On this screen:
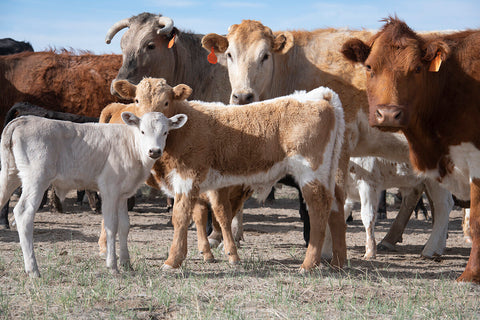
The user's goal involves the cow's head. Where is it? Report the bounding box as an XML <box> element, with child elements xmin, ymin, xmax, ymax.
<box><xmin>114</xmin><ymin>77</ymin><xmax>192</xmax><ymax>117</ymax></box>
<box><xmin>202</xmin><ymin>20</ymin><xmax>294</xmax><ymax>104</ymax></box>
<box><xmin>106</xmin><ymin>13</ymin><xmax>178</xmax><ymax>97</ymax></box>
<box><xmin>341</xmin><ymin>16</ymin><xmax>450</xmax><ymax>131</ymax></box>
<box><xmin>122</xmin><ymin>111</ymin><xmax>187</xmax><ymax>159</ymax></box>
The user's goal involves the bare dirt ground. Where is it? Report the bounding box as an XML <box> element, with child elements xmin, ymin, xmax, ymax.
<box><xmin>0</xmin><ymin>186</ymin><xmax>478</xmax><ymax>319</ymax></box>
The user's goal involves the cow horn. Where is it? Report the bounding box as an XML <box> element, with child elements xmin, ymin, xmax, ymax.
<box><xmin>105</xmin><ymin>18</ymin><xmax>131</xmax><ymax>44</ymax></box>
<box><xmin>157</xmin><ymin>16</ymin><xmax>174</xmax><ymax>35</ymax></box>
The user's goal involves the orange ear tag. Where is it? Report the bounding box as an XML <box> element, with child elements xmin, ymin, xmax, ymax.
<box><xmin>168</xmin><ymin>34</ymin><xmax>176</xmax><ymax>49</ymax></box>
<box><xmin>207</xmin><ymin>46</ymin><xmax>217</xmax><ymax>64</ymax></box>
<box><xmin>429</xmin><ymin>51</ymin><xmax>442</xmax><ymax>72</ymax></box>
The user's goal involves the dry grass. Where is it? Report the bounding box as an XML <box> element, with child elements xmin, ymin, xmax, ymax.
<box><xmin>0</xmin><ymin>187</ymin><xmax>478</xmax><ymax>319</ymax></box>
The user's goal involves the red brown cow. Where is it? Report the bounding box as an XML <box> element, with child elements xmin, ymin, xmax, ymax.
<box><xmin>342</xmin><ymin>16</ymin><xmax>480</xmax><ymax>283</ymax></box>
<box><xmin>0</xmin><ymin>50</ymin><xmax>128</xmax><ymax>127</ymax></box>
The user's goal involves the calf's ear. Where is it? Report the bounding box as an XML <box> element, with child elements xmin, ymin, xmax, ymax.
<box><xmin>273</xmin><ymin>32</ymin><xmax>294</xmax><ymax>54</ymax></box>
<box><xmin>341</xmin><ymin>38</ymin><xmax>370</xmax><ymax>63</ymax></box>
<box><xmin>172</xmin><ymin>84</ymin><xmax>193</xmax><ymax>100</ymax></box>
<box><xmin>114</xmin><ymin>80</ymin><xmax>137</xmax><ymax>99</ymax></box>
<box><xmin>169</xmin><ymin>114</ymin><xmax>188</xmax><ymax>130</ymax></box>
<box><xmin>202</xmin><ymin>34</ymin><xmax>229</xmax><ymax>53</ymax></box>
<box><xmin>121</xmin><ymin>111</ymin><xmax>140</xmax><ymax>127</ymax></box>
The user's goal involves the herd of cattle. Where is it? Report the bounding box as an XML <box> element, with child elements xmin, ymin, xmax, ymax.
<box><xmin>0</xmin><ymin>13</ymin><xmax>478</xmax><ymax>284</ymax></box>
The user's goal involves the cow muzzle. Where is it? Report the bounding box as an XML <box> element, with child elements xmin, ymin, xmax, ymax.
<box><xmin>148</xmin><ymin>148</ymin><xmax>162</xmax><ymax>159</ymax></box>
<box><xmin>231</xmin><ymin>92</ymin><xmax>256</xmax><ymax>105</ymax></box>
<box><xmin>370</xmin><ymin>104</ymin><xmax>409</xmax><ymax>129</ymax></box>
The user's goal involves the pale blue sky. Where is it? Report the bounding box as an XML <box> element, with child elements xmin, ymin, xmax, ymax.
<box><xmin>1</xmin><ymin>0</ymin><xmax>479</xmax><ymax>54</ymax></box>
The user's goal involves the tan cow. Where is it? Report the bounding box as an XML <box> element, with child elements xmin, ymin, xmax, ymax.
<box><xmin>202</xmin><ymin>20</ymin><xmax>454</xmax><ymax>260</ymax></box>
<box><xmin>114</xmin><ymin>77</ymin><xmax>345</xmax><ymax>271</ymax></box>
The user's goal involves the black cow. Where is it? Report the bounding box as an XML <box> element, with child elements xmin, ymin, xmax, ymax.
<box><xmin>0</xmin><ymin>38</ymin><xmax>33</xmax><ymax>55</ymax></box>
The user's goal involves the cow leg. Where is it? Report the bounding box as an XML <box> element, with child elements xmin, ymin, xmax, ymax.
<box><xmin>0</xmin><ymin>201</ymin><xmax>10</xmax><ymax>229</ymax></box>
<box><xmin>117</xmin><ymin>198</ymin><xmax>131</xmax><ymax>270</ymax></box>
<box><xmin>457</xmin><ymin>179</ymin><xmax>480</xmax><ymax>283</ymax></box>
<box><xmin>192</xmin><ymin>198</ymin><xmax>215</xmax><ymax>262</ymax></box>
<box><xmin>463</xmin><ymin>209</ymin><xmax>472</xmax><ymax>243</ymax></box>
<box><xmin>208</xmin><ymin>210</ymin><xmax>223</xmax><ymax>248</ymax></box>
<box><xmin>86</xmin><ymin>190</ymin><xmax>101</xmax><ymax>213</ymax></box>
<box><xmin>13</xmin><ymin>183</ymin><xmax>48</xmax><ymax>277</ymax></box>
<box><xmin>101</xmin><ymin>197</ymin><xmax>119</xmax><ymax>273</ymax></box>
<box><xmin>378</xmin><ymin>184</ymin><xmax>424</xmax><ymax>251</ymax></box>
<box><xmin>207</xmin><ymin>188</ymin><xmax>239</xmax><ymax>265</ymax></box>
<box><xmin>163</xmin><ymin>191</ymin><xmax>197</xmax><ymax>269</ymax></box>
<box><xmin>421</xmin><ymin>180</ymin><xmax>453</xmax><ymax>258</ymax></box>
<box><xmin>228</xmin><ymin>185</ymin><xmax>253</xmax><ymax>245</ymax></box>
<box><xmin>358</xmin><ymin>181</ymin><xmax>379</xmax><ymax>259</ymax></box>
<box><xmin>300</xmin><ymin>181</ymin><xmax>333</xmax><ymax>271</ymax></box>
<box><xmin>98</xmin><ymin>219</ymin><xmax>107</xmax><ymax>256</ymax></box>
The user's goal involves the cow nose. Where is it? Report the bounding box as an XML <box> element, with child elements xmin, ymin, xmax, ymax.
<box><xmin>148</xmin><ymin>148</ymin><xmax>162</xmax><ymax>159</ymax></box>
<box><xmin>231</xmin><ymin>92</ymin><xmax>255</xmax><ymax>105</ymax></box>
<box><xmin>374</xmin><ymin>105</ymin><xmax>405</xmax><ymax>127</ymax></box>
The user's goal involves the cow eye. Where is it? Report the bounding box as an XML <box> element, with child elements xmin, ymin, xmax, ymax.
<box><xmin>141</xmin><ymin>130</ymin><xmax>145</xmax><ymax>135</ymax></box>
<box><xmin>261</xmin><ymin>53</ymin><xmax>269</xmax><ymax>62</ymax></box>
<box><xmin>226</xmin><ymin>52</ymin><xmax>232</xmax><ymax>60</ymax></box>
<box><xmin>135</xmin><ymin>99</ymin><xmax>139</xmax><ymax>104</ymax></box>
<box><xmin>147</xmin><ymin>43</ymin><xmax>155</xmax><ymax>50</ymax></box>
<box><xmin>163</xmin><ymin>132</ymin><xmax>167</xmax><ymax>136</ymax></box>
<box><xmin>366</xmin><ymin>65</ymin><xmax>372</xmax><ymax>72</ymax></box>
<box><xmin>415</xmin><ymin>66</ymin><xmax>421</xmax><ymax>73</ymax></box>
<box><xmin>165</xmin><ymin>101</ymin><xmax>169</xmax><ymax>106</ymax></box>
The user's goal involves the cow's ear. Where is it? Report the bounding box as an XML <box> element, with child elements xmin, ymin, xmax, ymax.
<box><xmin>172</xmin><ymin>84</ymin><xmax>192</xmax><ymax>100</ymax></box>
<box><xmin>273</xmin><ymin>32</ymin><xmax>294</xmax><ymax>54</ymax></box>
<box><xmin>422</xmin><ymin>39</ymin><xmax>450</xmax><ymax>72</ymax></box>
<box><xmin>202</xmin><ymin>34</ymin><xmax>229</xmax><ymax>53</ymax></box>
<box><xmin>114</xmin><ymin>80</ymin><xmax>137</xmax><ymax>99</ymax></box>
<box><xmin>169</xmin><ymin>114</ymin><xmax>188</xmax><ymax>130</ymax></box>
<box><xmin>341</xmin><ymin>38</ymin><xmax>371</xmax><ymax>63</ymax></box>
<box><xmin>121</xmin><ymin>111</ymin><xmax>140</xmax><ymax>127</ymax></box>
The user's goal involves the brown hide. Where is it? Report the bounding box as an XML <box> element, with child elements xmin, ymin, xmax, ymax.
<box><xmin>342</xmin><ymin>16</ymin><xmax>480</xmax><ymax>284</ymax></box>
<box><xmin>0</xmin><ymin>51</ymin><xmax>128</xmax><ymax>127</ymax></box>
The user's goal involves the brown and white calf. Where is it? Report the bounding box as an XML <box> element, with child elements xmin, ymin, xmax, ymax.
<box><xmin>114</xmin><ymin>77</ymin><xmax>345</xmax><ymax>271</ymax></box>
<box><xmin>0</xmin><ymin>112</ymin><xmax>187</xmax><ymax>276</ymax></box>
<box><xmin>341</xmin><ymin>16</ymin><xmax>479</xmax><ymax>283</ymax></box>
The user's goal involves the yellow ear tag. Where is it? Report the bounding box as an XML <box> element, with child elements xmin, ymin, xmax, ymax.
<box><xmin>168</xmin><ymin>34</ymin><xmax>176</xmax><ymax>49</ymax></box>
<box><xmin>429</xmin><ymin>51</ymin><xmax>442</xmax><ymax>72</ymax></box>
<box><xmin>207</xmin><ymin>46</ymin><xmax>217</xmax><ymax>64</ymax></box>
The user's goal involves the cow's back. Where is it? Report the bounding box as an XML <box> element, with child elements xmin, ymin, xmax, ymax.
<box><xmin>0</xmin><ymin>51</ymin><xmax>127</xmax><ymax>127</ymax></box>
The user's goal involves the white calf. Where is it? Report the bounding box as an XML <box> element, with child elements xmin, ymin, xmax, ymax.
<box><xmin>345</xmin><ymin>157</ymin><xmax>453</xmax><ymax>259</ymax></box>
<box><xmin>0</xmin><ymin>112</ymin><xmax>187</xmax><ymax>277</ymax></box>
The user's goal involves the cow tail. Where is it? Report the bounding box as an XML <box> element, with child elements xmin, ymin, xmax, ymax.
<box><xmin>327</xmin><ymin>89</ymin><xmax>346</xmax><ymax>194</ymax></box>
<box><xmin>0</xmin><ymin>118</ymin><xmax>23</xmax><ymax>209</ymax></box>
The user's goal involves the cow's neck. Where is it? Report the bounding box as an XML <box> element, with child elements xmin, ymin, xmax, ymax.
<box><xmin>174</xmin><ymin>32</ymin><xmax>230</xmax><ymax>103</ymax></box>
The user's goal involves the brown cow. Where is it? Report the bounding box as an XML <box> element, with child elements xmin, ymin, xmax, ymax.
<box><xmin>341</xmin><ymin>16</ymin><xmax>480</xmax><ymax>283</ymax></box>
<box><xmin>0</xmin><ymin>50</ymin><xmax>128</xmax><ymax>126</ymax></box>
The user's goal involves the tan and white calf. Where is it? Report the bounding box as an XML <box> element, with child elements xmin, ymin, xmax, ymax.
<box><xmin>115</xmin><ymin>77</ymin><xmax>345</xmax><ymax>271</ymax></box>
<box><xmin>0</xmin><ymin>112</ymin><xmax>187</xmax><ymax>276</ymax></box>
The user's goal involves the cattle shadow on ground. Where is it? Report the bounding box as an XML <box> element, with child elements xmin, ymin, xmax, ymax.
<box><xmin>0</xmin><ymin>227</ymin><xmax>98</xmax><ymax>244</ymax></box>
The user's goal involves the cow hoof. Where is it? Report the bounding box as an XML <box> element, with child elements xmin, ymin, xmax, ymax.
<box><xmin>27</xmin><ymin>270</ymin><xmax>41</xmax><ymax>278</ymax></box>
<box><xmin>377</xmin><ymin>241</ymin><xmax>395</xmax><ymax>251</ymax></box>
<box><xmin>161</xmin><ymin>263</ymin><xmax>177</xmax><ymax>272</ymax></box>
<box><xmin>464</xmin><ymin>236</ymin><xmax>472</xmax><ymax>244</ymax></box>
<box><xmin>421</xmin><ymin>253</ymin><xmax>442</xmax><ymax>262</ymax></box>
<box><xmin>363</xmin><ymin>253</ymin><xmax>376</xmax><ymax>260</ymax></box>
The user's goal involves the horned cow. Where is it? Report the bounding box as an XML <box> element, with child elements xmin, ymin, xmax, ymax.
<box><xmin>0</xmin><ymin>112</ymin><xmax>187</xmax><ymax>276</ymax></box>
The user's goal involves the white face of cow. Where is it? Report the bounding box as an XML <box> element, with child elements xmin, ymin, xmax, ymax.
<box><xmin>202</xmin><ymin>20</ymin><xmax>294</xmax><ymax>105</ymax></box>
<box><xmin>121</xmin><ymin>111</ymin><xmax>187</xmax><ymax>159</ymax></box>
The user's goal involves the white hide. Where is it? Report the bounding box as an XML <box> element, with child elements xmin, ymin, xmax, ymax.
<box><xmin>0</xmin><ymin>112</ymin><xmax>187</xmax><ymax>277</ymax></box>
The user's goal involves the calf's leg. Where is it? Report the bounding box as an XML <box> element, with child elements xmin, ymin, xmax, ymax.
<box><xmin>101</xmin><ymin>197</ymin><xmax>119</xmax><ymax>273</ymax></box>
<box><xmin>357</xmin><ymin>181</ymin><xmax>379</xmax><ymax>259</ymax></box>
<box><xmin>192</xmin><ymin>198</ymin><xmax>215</xmax><ymax>262</ymax></box>
<box><xmin>163</xmin><ymin>192</ymin><xmax>197</xmax><ymax>269</ymax></box>
<box><xmin>457</xmin><ymin>179</ymin><xmax>480</xmax><ymax>283</ymax></box>
<box><xmin>421</xmin><ymin>180</ymin><xmax>453</xmax><ymax>258</ymax></box>
<box><xmin>13</xmin><ymin>183</ymin><xmax>49</xmax><ymax>277</ymax></box>
<box><xmin>300</xmin><ymin>181</ymin><xmax>332</xmax><ymax>271</ymax></box>
<box><xmin>117</xmin><ymin>199</ymin><xmax>131</xmax><ymax>269</ymax></box>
